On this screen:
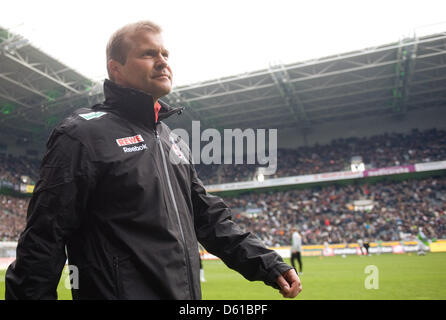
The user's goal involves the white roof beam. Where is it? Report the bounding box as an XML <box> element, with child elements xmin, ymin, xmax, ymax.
<box><xmin>2</xmin><ymin>51</ymin><xmax>81</xmax><ymax>94</ymax></box>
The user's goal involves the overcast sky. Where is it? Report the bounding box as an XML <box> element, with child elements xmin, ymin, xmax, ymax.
<box><xmin>1</xmin><ymin>0</ymin><xmax>446</xmax><ymax>86</ymax></box>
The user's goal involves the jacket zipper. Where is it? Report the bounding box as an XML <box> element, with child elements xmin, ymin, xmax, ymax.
<box><xmin>113</xmin><ymin>256</ymin><xmax>120</xmax><ymax>299</ymax></box>
<box><xmin>155</xmin><ymin>127</ymin><xmax>196</xmax><ymax>299</ymax></box>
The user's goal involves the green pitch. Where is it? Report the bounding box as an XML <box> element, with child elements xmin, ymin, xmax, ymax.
<box><xmin>1</xmin><ymin>253</ymin><xmax>446</xmax><ymax>300</ymax></box>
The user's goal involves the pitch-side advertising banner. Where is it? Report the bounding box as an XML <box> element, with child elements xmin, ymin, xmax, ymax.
<box><xmin>415</xmin><ymin>160</ymin><xmax>446</xmax><ymax>172</ymax></box>
<box><xmin>363</xmin><ymin>165</ymin><xmax>415</xmax><ymax>177</ymax></box>
<box><xmin>198</xmin><ymin>241</ymin><xmax>446</xmax><ymax>260</ymax></box>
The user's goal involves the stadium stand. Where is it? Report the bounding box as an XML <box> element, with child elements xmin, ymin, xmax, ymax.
<box><xmin>196</xmin><ymin>128</ymin><xmax>446</xmax><ymax>185</ymax></box>
<box><xmin>1</xmin><ymin>169</ymin><xmax>445</xmax><ymax>244</ymax></box>
<box><xmin>1</xmin><ymin>128</ymin><xmax>445</xmax><ymax>243</ymax></box>
<box><xmin>1</xmin><ymin>128</ymin><xmax>445</xmax><ymax>188</ymax></box>
<box><xmin>226</xmin><ymin>176</ymin><xmax>446</xmax><ymax>247</ymax></box>
<box><xmin>1</xmin><ymin>128</ymin><xmax>445</xmax><ymax>185</ymax></box>
<box><xmin>0</xmin><ymin>153</ymin><xmax>39</xmax><ymax>186</ymax></box>
<box><xmin>0</xmin><ymin>195</ymin><xmax>27</xmax><ymax>241</ymax></box>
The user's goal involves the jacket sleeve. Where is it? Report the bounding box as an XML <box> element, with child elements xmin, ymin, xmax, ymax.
<box><xmin>5</xmin><ymin>128</ymin><xmax>94</xmax><ymax>300</ymax></box>
<box><xmin>191</xmin><ymin>166</ymin><xmax>291</xmax><ymax>289</ymax></box>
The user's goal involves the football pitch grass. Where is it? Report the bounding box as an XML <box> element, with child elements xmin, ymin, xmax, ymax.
<box><xmin>1</xmin><ymin>253</ymin><xmax>445</xmax><ymax>300</ymax></box>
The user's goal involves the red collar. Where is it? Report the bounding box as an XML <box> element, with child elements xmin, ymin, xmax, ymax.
<box><xmin>154</xmin><ymin>101</ymin><xmax>161</xmax><ymax>122</ymax></box>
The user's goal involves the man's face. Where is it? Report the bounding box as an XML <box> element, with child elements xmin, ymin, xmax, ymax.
<box><xmin>113</xmin><ymin>30</ymin><xmax>172</xmax><ymax>100</ymax></box>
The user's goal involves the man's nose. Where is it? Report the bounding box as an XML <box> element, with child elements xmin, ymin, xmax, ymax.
<box><xmin>155</xmin><ymin>54</ymin><xmax>169</xmax><ymax>69</ymax></box>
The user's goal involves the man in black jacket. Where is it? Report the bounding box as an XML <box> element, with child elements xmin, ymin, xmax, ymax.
<box><xmin>5</xmin><ymin>20</ymin><xmax>301</xmax><ymax>300</ymax></box>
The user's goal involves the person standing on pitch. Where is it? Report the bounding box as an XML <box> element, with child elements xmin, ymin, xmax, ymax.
<box><xmin>363</xmin><ymin>239</ymin><xmax>370</xmax><ymax>256</ymax></box>
<box><xmin>5</xmin><ymin>20</ymin><xmax>301</xmax><ymax>300</ymax></box>
<box><xmin>376</xmin><ymin>239</ymin><xmax>383</xmax><ymax>255</ymax></box>
<box><xmin>290</xmin><ymin>228</ymin><xmax>303</xmax><ymax>275</ymax></box>
<box><xmin>416</xmin><ymin>227</ymin><xmax>429</xmax><ymax>256</ymax></box>
<box><xmin>198</xmin><ymin>243</ymin><xmax>206</xmax><ymax>282</ymax></box>
<box><xmin>358</xmin><ymin>238</ymin><xmax>365</xmax><ymax>256</ymax></box>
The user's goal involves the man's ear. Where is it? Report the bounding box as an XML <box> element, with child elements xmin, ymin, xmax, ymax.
<box><xmin>108</xmin><ymin>59</ymin><xmax>123</xmax><ymax>81</ymax></box>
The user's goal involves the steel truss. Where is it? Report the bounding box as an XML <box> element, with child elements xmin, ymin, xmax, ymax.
<box><xmin>1</xmin><ymin>27</ymin><xmax>446</xmax><ymax>141</ymax></box>
<box><xmin>166</xmin><ymin>32</ymin><xmax>446</xmax><ymax>130</ymax></box>
<box><xmin>0</xmin><ymin>26</ymin><xmax>94</xmax><ymax>139</ymax></box>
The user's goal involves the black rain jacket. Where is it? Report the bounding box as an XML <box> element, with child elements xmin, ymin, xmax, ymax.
<box><xmin>5</xmin><ymin>79</ymin><xmax>291</xmax><ymax>300</ymax></box>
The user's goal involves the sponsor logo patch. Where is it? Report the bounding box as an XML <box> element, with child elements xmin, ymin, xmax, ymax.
<box><xmin>116</xmin><ymin>134</ymin><xmax>144</xmax><ymax>147</ymax></box>
<box><xmin>123</xmin><ymin>144</ymin><xmax>148</xmax><ymax>153</ymax></box>
<box><xmin>79</xmin><ymin>111</ymin><xmax>107</xmax><ymax>120</ymax></box>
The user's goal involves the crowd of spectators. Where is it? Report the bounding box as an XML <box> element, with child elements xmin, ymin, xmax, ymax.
<box><xmin>0</xmin><ymin>195</ymin><xmax>28</xmax><ymax>241</ymax></box>
<box><xmin>225</xmin><ymin>176</ymin><xmax>446</xmax><ymax>247</ymax></box>
<box><xmin>1</xmin><ymin>128</ymin><xmax>445</xmax><ymax>187</ymax></box>
<box><xmin>196</xmin><ymin>128</ymin><xmax>446</xmax><ymax>185</ymax></box>
<box><xmin>0</xmin><ymin>153</ymin><xmax>39</xmax><ymax>186</ymax></box>
<box><xmin>1</xmin><ymin>128</ymin><xmax>445</xmax><ymax>245</ymax></box>
<box><xmin>1</xmin><ymin>176</ymin><xmax>445</xmax><ymax>245</ymax></box>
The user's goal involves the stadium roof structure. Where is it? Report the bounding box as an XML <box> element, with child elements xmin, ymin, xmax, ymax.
<box><xmin>0</xmin><ymin>25</ymin><xmax>102</xmax><ymax>140</ymax></box>
<box><xmin>1</xmin><ymin>26</ymin><xmax>446</xmax><ymax>143</ymax></box>
<box><xmin>165</xmin><ymin>30</ymin><xmax>446</xmax><ymax>132</ymax></box>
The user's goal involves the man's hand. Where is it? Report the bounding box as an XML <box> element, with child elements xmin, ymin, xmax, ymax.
<box><xmin>276</xmin><ymin>268</ymin><xmax>302</xmax><ymax>298</ymax></box>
